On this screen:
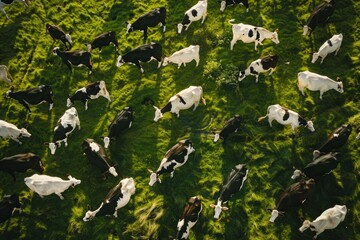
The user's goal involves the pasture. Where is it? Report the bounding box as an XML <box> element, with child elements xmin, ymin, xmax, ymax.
<box><xmin>0</xmin><ymin>0</ymin><xmax>359</xmax><ymax>239</ymax></box>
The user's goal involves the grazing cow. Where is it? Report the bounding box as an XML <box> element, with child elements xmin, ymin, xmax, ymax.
<box><xmin>5</xmin><ymin>85</ymin><xmax>54</xmax><ymax>112</ymax></box>
<box><xmin>0</xmin><ymin>194</ymin><xmax>21</xmax><ymax>223</ymax></box>
<box><xmin>229</xmin><ymin>20</ymin><xmax>279</xmax><ymax>51</ymax></box>
<box><xmin>219</xmin><ymin>0</ymin><xmax>249</xmax><ymax>13</ymax></box>
<box><xmin>258</xmin><ymin>104</ymin><xmax>315</xmax><ymax>136</ymax></box>
<box><xmin>46</xmin><ymin>107</ymin><xmax>80</xmax><ymax>155</ymax></box>
<box><xmin>210</xmin><ymin>164</ymin><xmax>248</xmax><ymax>219</ymax></box>
<box><xmin>87</xmin><ymin>31</ymin><xmax>119</xmax><ymax>54</ymax></box>
<box><xmin>82</xmin><ymin>139</ymin><xmax>118</xmax><ymax>178</ymax></box>
<box><xmin>0</xmin><ymin>65</ymin><xmax>12</xmax><ymax>84</ymax></box>
<box><xmin>0</xmin><ymin>0</ymin><xmax>27</xmax><ymax>19</ymax></box>
<box><xmin>83</xmin><ymin>177</ymin><xmax>136</xmax><ymax>221</ymax></box>
<box><xmin>303</xmin><ymin>0</ymin><xmax>334</xmax><ymax>36</ymax></box>
<box><xmin>269</xmin><ymin>178</ymin><xmax>315</xmax><ymax>222</ymax></box>
<box><xmin>148</xmin><ymin>139</ymin><xmax>195</xmax><ymax>186</ymax></box>
<box><xmin>291</xmin><ymin>152</ymin><xmax>339</xmax><ymax>180</ymax></box>
<box><xmin>53</xmin><ymin>47</ymin><xmax>93</xmax><ymax>74</ymax></box>
<box><xmin>67</xmin><ymin>81</ymin><xmax>111</xmax><ymax>110</ymax></box>
<box><xmin>175</xmin><ymin>196</ymin><xmax>202</xmax><ymax>240</ymax></box>
<box><xmin>126</xmin><ymin>7</ymin><xmax>167</xmax><ymax>40</ymax></box>
<box><xmin>116</xmin><ymin>42</ymin><xmax>162</xmax><ymax>73</ymax></box>
<box><xmin>312</xmin><ymin>34</ymin><xmax>343</xmax><ymax>64</ymax></box>
<box><xmin>313</xmin><ymin>124</ymin><xmax>352</xmax><ymax>159</ymax></box>
<box><xmin>0</xmin><ymin>153</ymin><xmax>44</xmax><ymax>181</ymax></box>
<box><xmin>162</xmin><ymin>45</ymin><xmax>200</xmax><ymax>69</ymax></box>
<box><xmin>153</xmin><ymin>86</ymin><xmax>206</xmax><ymax>122</ymax></box>
<box><xmin>214</xmin><ymin>115</ymin><xmax>241</xmax><ymax>142</ymax></box>
<box><xmin>238</xmin><ymin>55</ymin><xmax>279</xmax><ymax>82</ymax></box>
<box><xmin>299</xmin><ymin>205</ymin><xmax>347</xmax><ymax>239</ymax></box>
<box><xmin>103</xmin><ymin>107</ymin><xmax>134</xmax><ymax>149</ymax></box>
<box><xmin>356</xmin><ymin>126</ymin><xmax>360</xmax><ymax>140</ymax></box>
<box><xmin>46</xmin><ymin>23</ymin><xmax>72</xmax><ymax>49</ymax></box>
<box><xmin>0</xmin><ymin>120</ymin><xmax>31</xmax><ymax>144</ymax></box>
<box><xmin>177</xmin><ymin>0</ymin><xmax>208</xmax><ymax>34</ymax></box>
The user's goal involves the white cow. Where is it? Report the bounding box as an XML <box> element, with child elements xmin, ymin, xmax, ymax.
<box><xmin>0</xmin><ymin>0</ymin><xmax>28</xmax><ymax>19</ymax></box>
<box><xmin>312</xmin><ymin>34</ymin><xmax>343</xmax><ymax>64</ymax></box>
<box><xmin>0</xmin><ymin>65</ymin><xmax>12</xmax><ymax>84</ymax></box>
<box><xmin>0</xmin><ymin>120</ymin><xmax>31</xmax><ymax>144</ymax></box>
<box><xmin>162</xmin><ymin>45</ymin><xmax>200</xmax><ymax>69</ymax></box>
<box><xmin>299</xmin><ymin>205</ymin><xmax>347</xmax><ymax>239</ymax></box>
<box><xmin>298</xmin><ymin>71</ymin><xmax>344</xmax><ymax>100</ymax></box>
<box><xmin>153</xmin><ymin>86</ymin><xmax>206</xmax><ymax>122</ymax></box>
<box><xmin>24</xmin><ymin>174</ymin><xmax>81</xmax><ymax>200</ymax></box>
<box><xmin>229</xmin><ymin>20</ymin><xmax>279</xmax><ymax>51</ymax></box>
<box><xmin>177</xmin><ymin>0</ymin><xmax>207</xmax><ymax>34</ymax></box>
<box><xmin>258</xmin><ymin>104</ymin><xmax>315</xmax><ymax>135</ymax></box>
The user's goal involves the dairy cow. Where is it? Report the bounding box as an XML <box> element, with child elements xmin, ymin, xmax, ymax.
<box><xmin>0</xmin><ymin>0</ymin><xmax>27</xmax><ymax>19</ymax></box>
<box><xmin>177</xmin><ymin>0</ymin><xmax>208</xmax><ymax>34</ymax></box>
<box><xmin>303</xmin><ymin>0</ymin><xmax>334</xmax><ymax>36</ymax></box>
<box><xmin>162</xmin><ymin>45</ymin><xmax>200</xmax><ymax>69</ymax></box>
<box><xmin>214</xmin><ymin>115</ymin><xmax>241</xmax><ymax>142</ymax></box>
<box><xmin>0</xmin><ymin>194</ymin><xmax>21</xmax><ymax>223</ymax></box>
<box><xmin>175</xmin><ymin>196</ymin><xmax>202</xmax><ymax>240</ymax></box>
<box><xmin>219</xmin><ymin>0</ymin><xmax>249</xmax><ymax>12</ymax></box>
<box><xmin>0</xmin><ymin>65</ymin><xmax>12</xmax><ymax>84</ymax></box>
<box><xmin>53</xmin><ymin>47</ymin><xmax>93</xmax><ymax>74</ymax></box>
<box><xmin>46</xmin><ymin>23</ymin><xmax>72</xmax><ymax>49</ymax></box>
<box><xmin>87</xmin><ymin>31</ymin><xmax>118</xmax><ymax>54</ymax></box>
<box><xmin>238</xmin><ymin>55</ymin><xmax>278</xmax><ymax>82</ymax></box>
<box><xmin>0</xmin><ymin>120</ymin><xmax>31</xmax><ymax>144</ymax></box>
<box><xmin>312</xmin><ymin>34</ymin><xmax>343</xmax><ymax>64</ymax></box>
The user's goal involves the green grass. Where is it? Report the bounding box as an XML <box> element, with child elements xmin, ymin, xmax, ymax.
<box><xmin>0</xmin><ymin>0</ymin><xmax>359</xmax><ymax>239</ymax></box>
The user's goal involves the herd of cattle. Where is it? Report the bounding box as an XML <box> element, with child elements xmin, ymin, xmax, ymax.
<box><xmin>0</xmin><ymin>0</ymin><xmax>359</xmax><ymax>239</ymax></box>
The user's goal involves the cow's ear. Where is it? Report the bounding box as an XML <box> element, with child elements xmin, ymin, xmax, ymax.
<box><xmin>68</xmin><ymin>31</ymin><xmax>72</xmax><ymax>35</ymax></box>
<box><xmin>267</xmin><ymin>208</ymin><xmax>273</xmax><ymax>212</ymax></box>
<box><xmin>44</xmin><ymin>142</ymin><xmax>49</xmax><ymax>146</ymax></box>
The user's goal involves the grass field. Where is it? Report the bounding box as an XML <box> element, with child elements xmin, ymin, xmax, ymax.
<box><xmin>0</xmin><ymin>0</ymin><xmax>359</xmax><ymax>239</ymax></box>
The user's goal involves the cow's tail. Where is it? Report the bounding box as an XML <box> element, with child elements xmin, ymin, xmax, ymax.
<box><xmin>201</xmin><ymin>90</ymin><xmax>206</xmax><ymax>105</ymax></box>
<box><xmin>228</xmin><ymin>19</ymin><xmax>236</xmax><ymax>25</ymax></box>
<box><xmin>258</xmin><ymin>106</ymin><xmax>270</xmax><ymax>122</ymax></box>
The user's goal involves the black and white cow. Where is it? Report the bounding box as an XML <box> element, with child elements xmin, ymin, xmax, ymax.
<box><xmin>103</xmin><ymin>107</ymin><xmax>134</xmax><ymax>148</ymax></box>
<box><xmin>148</xmin><ymin>139</ymin><xmax>195</xmax><ymax>186</ymax></box>
<box><xmin>116</xmin><ymin>42</ymin><xmax>162</xmax><ymax>73</ymax></box>
<box><xmin>210</xmin><ymin>164</ymin><xmax>248</xmax><ymax>219</ymax></box>
<box><xmin>67</xmin><ymin>81</ymin><xmax>111</xmax><ymax>110</ymax></box>
<box><xmin>53</xmin><ymin>47</ymin><xmax>93</xmax><ymax>74</ymax></box>
<box><xmin>87</xmin><ymin>31</ymin><xmax>119</xmax><ymax>54</ymax></box>
<box><xmin>0</xmin><ymin>0</ymin><xmax>27</xmax><ymax>19</ymax></box>
<box><xmin>238</xmin><ymin>55</ymin><xmax>279</xmax><ymax>82</ymax></box>
<box><xmin>303</xmin><ymin>0</ymin><xmax>335</xmax><ymax>36</ymax></box>
<box><xmin>46</xmin><ymin>23</ymin><xmax>72</xmax><ymax>49</ymax></box>
<box><xmin>175</xmin><ymin>196</ymin><xmax>202</xmax><ymax>240</ymax></box>
<box><xmin>83</xmin><ymin>177</ymin><xmax>135</xmax><ymax>221</ymax></box>
<box><xmin>214</xmin><ymin>115</ymin><xmax>241</xmax><ymax>142</ymax></box>
<box><xmin>219</xmin><ymin>0</ymin><xmax>249</xmax><ymax>13</ymax></box>
<box><xmin>0</xmin><ymin>65</ymin><xmax>12</xmax><ymax>84</ymax></box>
<box><xmin>5</xmin><ymin>85</ymin><xmax>54</xmax><ymax>113</ymax></box>
<box><xmin>0</xmin><ymin>194</ymin><xmax>21</xmax><ymax>223</ymax></box>
<box><xmin>269</xmin><ymin>178</ymin><xmax>315</xmax><ymax>222</ymax></box>
<box><xmin>177</xmin><ymin>0</ymin><xmax>208</xmax><ymax>34</ymax></box>
<box><xmin>0</xmin><ymin>153</ymin><xmax>44</xmax><ymax>181</ymax></box>
<box><xmin>82</xmin><ymin>139</ymin><xmax>118</xmax><ymax>179</ymax></box>
<box><xmin>126</xmin><ymin>7</ymin><xmax>166</xmax><ymax>40</ymax></box>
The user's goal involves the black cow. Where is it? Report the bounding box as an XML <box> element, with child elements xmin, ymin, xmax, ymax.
<box><xmin>0</xmin><ymin>194</ymin><xmax>21</xmax><ymax>223</ymax></box>
<box><xmin>5</xmin><ymin>85</ymin><xmax>54</xmax><ymax>113</ymax></box>
<box><xmin>126</xmin><ymin>7</ymin><xmax>166</xmax><ymax>40</ymax></box>
<box><xmin>87</xmin><ymin>31</ymin><xmax>119</xmax><ymax>54</ymax></box>
<box><xmin>269</xmin><ymin>178</ymin><xmax>315</xmax><ymax>222</ymax></box>
<box><xmin>53</xmin><ymin>47</ymin><xmax>93</xmax><ymax>74</ymax></box>
<box><xmin>103</xmin><ymin>107</ymin><xmax>134</xmax><ymax>148</ymax></box>
<box><xmin>239</xmin><ymin>55</ymin><xmax>279</xmax><ymax>82</ymax></box>
<box><xmin>214</xmin><ymin>115</ymin><xmax>241</xmax><ymax>142</ymax></box>
<box><xmin>116</xmin><ymin>42</ymin><xmax>162</xmax><ymax>73</ymax></box>
<box><xmin>82</xmin><ymin>139</ymin><xmax>118</xmax><ymax>179</ymax></box>
<box><xmin>175</xmin><ymin>196</ymin><xmax>202</xmax><ymax>240</ymax></box>
<box><xmin>303</xmin><ymin>0</ymin><xmax>334</xmax><ymax>36</ymax></box>
<box><xmin>0</xmin><ymin>153</ymin><xmax>44</xmax><ymax>181</ymax></box>
<box><xmin>219</xmin><ymin>0</ymin><xmax>249</xmax><ymax>12</ymax></box>
<box><xmin>210</xmin><ymin>164</ymin><xmax>248</xmax><ymax>219</ymax></box>
<box><xmin>46</xmin><ymin>23</ymin><xmax>72</xmax><ymax>49</ymax></box>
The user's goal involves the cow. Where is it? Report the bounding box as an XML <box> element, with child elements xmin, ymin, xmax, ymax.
<box><xmin>82</xmin><ymin>139</ymin><xmax>118</xmax><ymax>179</ymax></box>
<box><xmin>0</xmin><ymin>153</ymin><xmax>44</xmax><ymax>181</ymax></box>
<box><xmin>214</xmin><ymin>115</ymin><xmax>241</xmax><ymax>142</ymax></box>
<box><xmin>83</xmin><ymin>177</ymin><xmax>135</xmax><ymax>221</ymax></box>
<box><xmin>258</xmin><ymin>104</ymin><xmax>315</xmax><ymax>136</ymax></box>
<box><xmin>299</xmin><ymin>205</ymin><xmax>347</xmax><ymax>239</ymax></box>
<box><xmin>46</xmin><ymin>23</ymin><xmax>72</xmax><ymax>49</ymax></box>
<box><xmin>0</xmin><ymin>65</ymin><xmax>12</xmax><ymax>84</ymax></box>
<box><xmin>238</xmin><ymin>55</ymin><xmax>279</xmax><ymax>82</ymax></box>
<box><xmin>0</xmin><ymin>120</ymin><xmax>31</xmax><ymax>144</ymax></box>
<box><xmin>0</xmin><ymin>0</ymin><xmax>27</xmax><ymax>19</ymax></box>
<box><xmin>46</xmin><ymin>107</ymin><xmax>80</xmax><ymax>155</ymax></box>
<box><xmin>219</xmin><ymin>0</ymin><xmax>249</xmax><ymax>13</ymax></box>
<box><xmin>210</xmin><ymin>164</ymin><xmax>248</xmax><ymax>219</ymax></box>
<box><xmin>87</xmin><ymin>31</ymin><xmax>119</xmax><ymax>54</ymax></box>
<box><xmin>313</xmin><ymin>124</ymin><xmax>352</xmax><ymax>159</ymax></box>
<box><xmin>53</xmin><ymin>47</ymin><xmax>93</xmax><ymax>74</ymax></box>
<box><xmin>303</xmin><ymin>0</ymin><xmax>334</xmax><ymax>36</ymax></box>
<box><xmin>312</xmin><ymin>34</ymin><xmax>343</xmax><ymax>64</ymax></box>
<box><xmin>177</xmin><ymin>0</ymin><xmax>208</xmax><ymax>34</ymax></box>
<box><xmin>356</xmin><ymin>126</ymin><xmax>360</xmax><ymax>140</ymax></box>
<box><xmin>0</xmin><ymin>194</ymin><xmax>21</xmax><ymax>224</ymax></box>
<box><xmin>5</xmin><ymin>85</ymin><xmax>54</xmax><ymax>113</ymax></box>
<box><xmin>291</xmin><ymin>152</ymin><xmax>339</xmax><ymax>180</ymax></box>
<box><xmin>126</xmin><ymin>7</ymin><xmax>166</xmax><ymax>41</ymax></box>
<box><xmin>298</xmin><ymin>71</ymin><xmax>343</xmax><ymax>100</ymax></box>
<box><xmin>175</xmin><ymin>196</ymin><xmax>202</xmax><ymax>240</ymax></box>
<box><xmin>67</xmin><ymin>81</ymin><xmax>111</xmax><ymax>110</ymax></box>
<box><xmin>269</xmin><ymin>178</ymin><xmax>315</xmax><ymax>222</ymax></box>
<box><xmin>116</xmin><ymin>42</ymin><xmax>162</xmax><ymax>73</ymax></box>
<box><xmin>148</xmin><ymin>139</ymin><xmax>195</xmax><ymax>186</ymax></box>
<box><xmin>153</xmin><ymin>86</ymin><xmax>206</xmax><ymax>122</ymax></box>
<box><xmin>103</xmin><ymin>107</ymin><xmax>134</xmax><ymax>149</ymax></box>
<box><xmin>229</xmin><ymin>20</ymin><xmax>279</xmax><ymax>51</ymax></box>
<box><xmin>162</xmin><ymin>45</ymin><xmax>200</xmax><ymax>69</ymax></box>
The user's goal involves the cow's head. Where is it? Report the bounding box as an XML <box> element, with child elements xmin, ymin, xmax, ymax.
<box><xmin>68</xmin><ymin>175</ymin><xmax>81</xmax><ymax>187</ymax></box>
<box><xmin>99</xmin><ymin>80</ymin><xmax>111</xmax><ymax>102</ymax></box>
<box><xmin>238</xmin><ymin>70</ymin><xmax>246</xmax><ymax>82</ymax></box>
<box><xmin>52</xmin><ymin>47</ymin><xmax>61</xmax><ymax>56</ymax></box>
<box><xmin>220</xmin><ymin>1</ymin><xmax>226</xmax><ymax>12</ymax></box>
<box><xmin>299</xmin><ymin>219</ymin><xmax>312</xmax><ymax>232</ymax></box>
<box><xmin>269</xmin><ymin>209</ymin><xmax>284</xmax><ymax>222</ymax></box>
<box><xmin>126</xmin><ymin>22</ymin><xmax>133</xmax><ymax>34</ymax></box>
<box><xmin>210</xmin><ymin>200</ymin><xmax>228</xmax><ymax>219</ymax></box>
<box><xmin>271</xmin><ymin>30</ymin><xmax>280</xmax><ymax>44</ymax></box>
<box><xmin>83</xmin><ymin>204</ymin><xmax>101</xmax><ymax>222</ymax></box>
<box><xmin>153</xmin><ymin>106</ymin><xmax>163</xmax><ymax>122</ymax></box>
<box><xmin>66</xmin><ymin>95</ymin><xmax>73</xmax><ymax>107</ymax></box>
<box><xmin>87</xmin><ymin>44</ymin><xmax>92</xmax><ymax>52</ymax></box>
<box><xmin>336</xmin><ymin>80</ymin><xmax>344</xmax><ymax>93</ymax></box>
<box><xmin>19</xmin><ymin>128</ymin><xmax>31</xmax><ymax>138</ymax></box>
<box><xmin>65</xmin><ymin>34</ymin><xmax>72</xmax><ymax>45</ymax></box>
<box><xmin>148</xmin><ymin>169</ymin><xmax>161</xmax><ymax>186</ymax></box>
<box><xmin>177</xmin><ymin>23</ymin><xmax>184</xmax><ymax>34</ymax></box>
<box><xmin>104</xmin><ymin>137</ymin><xmax>110</xmax><ymax>148</ymax></box>
<box><xmin>108</xmin><ymin>166</ymin><xmax>118</xmax><ymax>177</ymax></box>
<box><xmin>303</xmin><ymin>25</ymin><xmax>310</xmax><ymax>36</ymax></box>
<box><xmin>116</xmin><ymin>56</ymin><xmax>125</xmax><ymax>67</ymax></box>
<box><xmin>47</xmin><ymin>141</ymin><xmax>61</xmax><ymax>155</ymax></box>
<box><xmin>121</xmin><ymin>177</ymin><xmax>136</xmax><ymax>195</ymax></box>
<box><xmin>162</xmin><ymin>57</ymin><xmax>170</xmax><ymax>66</ymax></box>
<box><xmin>311</xmin><ymin>52</ymin><xmax>320</xmax><ymax>63</ymax></box>
<box><xmin>306</xmin><ymin>120</ymin><xmax>315</xmax><ymax>132</ymax></box>
<box><xmin>291</xmin><ymin>169</ymin><xmax>303</xmax><ymax>179</ymax></box>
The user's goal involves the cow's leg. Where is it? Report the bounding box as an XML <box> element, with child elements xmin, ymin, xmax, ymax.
<box><xmin>319</xmin><ymin>90</ymin><xmax>324</xmax><ymax>100</ymax></box>
<box><xmin>134</xmin><ymin>61</ymin><xmax>144</xmax><ymax>73</ymax></box>
<box><xmin>64</xmin><ymin>138</ymin><xmax>68</xmax><ymax>147</ymax></box>
<box><xmin>254</xmin><ymin>41</ymin><xmax>259</xmax><ymax>51</ymax></box>
<box><xmin>170</xmin><ymin>171</ymin><xmax>174</xmax><ymax>178</ymax></box>
<box><xmin>269</xmin><ymin>68</ymin><xmax>274</xmax><ymax>75</ymax></box>
<box><xmin>230</xmin><ymin>38</ymin><xmax>237</xmax><ymax>51</ymax></box>
<box><xmin>56</xmin><ymin>192</ymin><xmax>64</xmax><ymax>200</ymax></box>
<box><xmin>11</xmin><ymin>137</ymin><xmax>22</xmax><ymax>144</ymax></box>
<box><xmin>113</xmin><ymin>211</ymin><xmax>118</xmax><ymax>218</ymax></box>
<box><xmin>178</xmin><ymin>63</ymin><xmax>182</xmax><ymax>69</ymax></box>
<box><xmin>268</xmin><ymin>117</ymin><xmax>274</xmax><ymax>127</ymax></box>
<box><xmin>162</xmin><ymin>21</ymin><xmax>166</xmax><ymax>32</ymax></box>
<box><xmin>193</xmin><ymin>101</ymin><xmax>200</xmax><ymax>111</ymax></box>
<box><xmin>84</xmin><ymin>100</ymin><xmax>88</xmax><ymax>110</ymax></box>
<box><xmin>335</xmin><ymin>47</ymin><xmax>340</xmax><ymax>55</ymax></box>
<box><xmin>157</xmin><ymin>60</ymin><xmax>161</xmax><ymax>68</ymax></box>
<box><xmin>63</xmin><ymin>60</ymin><xmax>73</xmax><ymax>73</ymax></box>
<box><xmin>1</xmin><ymin>8</ymin><xmax>9</xmax><ymax>19</ymax></box>
<box><xmin>143</xmin><ymin>28</ymin><xmax>148</xmax><ymax>41</ymax></box>
<box><xmin>86</xmin><ymin>61</ymin><xmax>93</xmax><ymax>75</ymax></box>
<box><xmin>195</xmin><ymin>57</ymin><xmax>200</xmax><ymax>67</ymax></box>
<box><xmin>320</xmin><ymin>55</ymin><xmax>325</xmax><ymax>64</ymax></box>
<box><xmin>255</xmin><ymin>74</ymin><xmax>259</xmax><ymax>83</ymax></box>
<box><xmin>175</xmin><ymin>110</ymin><xmax>180</xmax><ymax>118</ymax></box>
<box><xmin>201</xmin><ymin>13</ymin><xmax>207</xmax><ymax>24</ymax></box>
<box><xmin>18</xmin><ymin>99</ymin><xmax>31</xmax><ymax>113</ymax></box>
